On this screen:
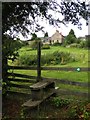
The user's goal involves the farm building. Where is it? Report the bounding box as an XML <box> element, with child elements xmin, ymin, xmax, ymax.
<box><xmin>27</xmin><ymin>30</ymin><xmax>64</xmax><ymax>45</ymax></box>
<box><xmin>43</xmin><ymin>30</ymin><xmax>64</xmax><ymax>44</ymax></box>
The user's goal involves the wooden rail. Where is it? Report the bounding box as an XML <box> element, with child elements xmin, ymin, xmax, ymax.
<box><xmin>8</xmin><ymin>66</ymin><xmax>90</xmax><ymax>71</ymax></box>
<box><xmin>8</xmin><ymin>78</ymin><xmax>36</xmax><ymax>83</ymax></box>
<box><xmin>42</xmin><ymin>77</ymin><xmax>88</xmax><ymax>87</ymax></box>
<box><xmin>8</xmin><ymin>72</ymin><xmax>37</xmax><ymax>79</ymax></box>
<box><xmin>7</xmin><ymin>65</ymin><xmax>89</xmax><ymax>97</ymax></box>
<box><xmin>41</xmin><ymin>67</ymin><xmax>90</xmax><ymax>71</ymax></box>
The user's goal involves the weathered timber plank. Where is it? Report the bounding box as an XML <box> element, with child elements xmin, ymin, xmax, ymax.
<box><xmin>41</xmin><ymin>67</ymin><xmax>90</xmax><ymax>71</ymax></box>
<box><xmin>8</xmin><ymin>82</ymin><xmax>30</xmax><ymax>89</ymax></box>
<box><xmin>8</xmin><ymin>78</ymin><xmax>36</xmax><ymax>83</ymax></box>
<box><xmin>37</xmin><ymin>41</ymin><xmax>41</xmax><ymax>82</ymax></box>
<box><xmin>42</xmin><ymin>77</ymin><xmax>88</xmax><ymax>87</ymax></box>
<box><xmin>22</xmin><ymin>99</ymin><xmax>41</xmax><ymax>107</ymax></box>
<box><xmin>8</xmin><ymin>66</ymin><xmax>37</xmax><ymax>70</ymax></box>
<box><xmin>22</xmin><ymin>89</ymin><xmax>56</xmax><ymax>107</ymax></box>
<box><xmin>30</xmin><ymin>81</ymin><xmax>55</xmax><ymax>90</ymax></box>
<box><xmin>7</xmin><ymin>91</ymin><xmax>31</xmax><ymax>96</ymax></box>
<box><xmin>57</xmin><ymin>89</ymin><xmax>88</xmax><ymax>97</ymax></box>
<box><xmin>8</xmin><ymin>73</ymin><xmax>37</xmax><ymax>79</ymax></box>
<box><xmin>8</xmin><ymin>66</ymin><xmax>90</xmax><ymax>71</ymax></box>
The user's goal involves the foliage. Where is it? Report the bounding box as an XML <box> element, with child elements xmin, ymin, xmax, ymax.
<box><xmin>64</xmin><ymin>29</ymin><xmax>77</xmax><ymax>45</ymax></box>
<box><xmin>2</xmin><ymin>35</ymin><xmax>23</xmax><ymax>94</ymax></box>
<box><xmin>52</xmin><ymin>51</ymin><xmax>75</xmax><ymax>65</ymax></box>
<box><xmin>2</xmin><ymin>1</ymin><xmax>90</xmax><ymax>90</ymax></box>
<box><xmin>17</xmin><ymin>54</ymin><xmax>37</xmax><ymax>66</ymax></box>
<box><xmin>66</xmin><ymin>43</ymin><xmax>80</xmax><ymax>48</ymax></box>
<box><xmin>31</xmin><ymin>33</ymin><xmax>38</xmax><ymax>41</ymax></box>
<box><xmin>85</xmin><ymin>39</ymin><xmax>90</xmax><ymax>48</ymax></box>
<box><xmin>16</xmin><ymin>50</ymin><xmax>75</xmax><ymax>66</ymax></box>
<box><xmin>53</xmin><ymin>42</ymin><xmax>62</xmax><ymax>46</ymax></box>
<box><xmin>51</xmin><ymin>97</ymin><xmax>70</xmax><ymax>107</ymax></box>
<box><xmin>42</xmin><ymin>44</ymin><xmax>50</xmax><ymax>49</ymax></box>
<box><xmin>30</xmin><ymin>33</ymin><xmax>42</xmax><ymax>49</ymax></box>
<box><xmin>30</xmin><ymin>40</ymin><xmax>43</xmax><ymax>50</ymax></box>
<box><xmin>44</xmin><ymin>32</ymin><xmax>48</xmax><ymax>38</ymax></box>
<box><xmin>30</xmin><ymin>40</ymin><xmax>39</xmax><ymax>50</ymax></box>
<box><xmin>67</xmin><ymin>104</ymin><xmax>90</xmax><ymax>120</ymax></box>
<box><xmin>76</xmin><ymin>38</ymin><xmax>81</xmax><ymax>44</ymax></box>
<box><xmin>2</xmin><ymin>2</ymin><xmax>90</xmax><ymax>36</ymax></box>
<box><xmin>22</xmin><ymin>41</ymin><xmax>29</xmax><ymax>46</ymax></box>
<box><xmin>2</xmin><ymin>35</ymin><xmax>23</xmax><ymax>60</ymax></box>
<box><xmin>79</xmin><ymin>41</ymin><xmax>87</xmax><ymax>48</ymax></box>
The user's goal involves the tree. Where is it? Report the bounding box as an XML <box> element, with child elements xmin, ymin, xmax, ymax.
<box><xmin>64</xmin><ymin>29</ymin><xmax>77</xmax><ymax>45</ymax></box>
<box><xmin>2</xmin><ymin>35</ymin><xmax>23</xmax><ymax>93</ymax></box>
<box><xmin>30</xmin><ymin>33</ymin><xmax>42</xmax><ymax>49</ymax></box>
<box><xmin>2</xmin><ymin>1</ymin><xmax>90</xmax><ymax>36</ymax></box>
<box><xmin>44</xmin><ymin>32</ymin><xmax>48</xmax><ymax>38</ymax></box>
<box><xmin>2</xmin><ymin>1</ymin><xmax>90</xmax><ymax>93</ymax></box>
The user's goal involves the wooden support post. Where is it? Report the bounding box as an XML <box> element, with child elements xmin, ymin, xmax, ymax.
<box><xmin>37</xmin><ymin>41</ymin><xmax>41</xmax><ymax>82</ymax></box>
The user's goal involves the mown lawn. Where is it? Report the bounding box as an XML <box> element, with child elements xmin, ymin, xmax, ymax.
<box><xmin>17</xmin><ymin>45</ymin><xmax>88</xmax><ymax>67</ymax></box>
<box><xmin>5</xmin><ymin>46</ymin><xmax>90</xmax><ymax>119</ymax></box>
<box><xmin>8</xmin><ymin>46</ymin><xmax>89</xmax><ymax>97</ymax></box>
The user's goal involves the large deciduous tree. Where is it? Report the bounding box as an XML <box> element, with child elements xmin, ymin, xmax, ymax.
<box><xmin>2</xmin><ymin>1</ymin><xmax>90</xmax><ymax>92</ymax></box>
<box><xmin>2</xmin><ymin>1</ymin><xmax>90</xmax><ymax>36</ymax></box>
<box><xmin>65</xmin><ymin>29</ymin><xmax>77</xmax><ymax>44</ymax></box>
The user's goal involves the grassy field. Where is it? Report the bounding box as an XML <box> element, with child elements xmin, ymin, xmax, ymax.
<box><xmin>8</xmin><ymin>45</ymin><xmax>89</xmax><ymax>98</ymax></box>
<box><xmin>3</xmin><ymin>46</ymin><xmax>90</xmax><ymax>120</ymax></box>
<box><xmin>17</xmin><ymin>45</ymin><xmax>88</xmax><ymax>67</ymax></box>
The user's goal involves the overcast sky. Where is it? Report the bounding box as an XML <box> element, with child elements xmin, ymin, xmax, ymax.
<box><xmin>18</xmin><ymin>0</ymin><xmax>89</xmax><ymax>40</ymax></box>
<box><xmin>19</xmin><ymin>17</ymin><xmax>88</xmax><ymax>41</ymax></box>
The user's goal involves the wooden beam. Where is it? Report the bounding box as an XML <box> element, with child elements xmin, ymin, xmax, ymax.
<box><xmin>8</xmin><ymin>66</ymin><xmax>37</xmax><ymax>70</ymax></box>
<box><xmin>8</xmin><ymin>78</ymin><xmax>36</xmax><ymax>83</ymax></box>
<box><xmin>42</xmin><ymin>77</ymin><xmax>88</xmax><ymax>87</ymax></box>
<box><xmin>41</xmin><ymin>67</ymin><xmax>90</xmax><ymax>71</ymax></box>
<box><xmin>37</xmin><ymin>41</ymin><xmax>41</xmax><ymax>82</ymax></box>
<box><xmin>8</xmin><ymin>73</ymin><xmax>37</xmax><ymax>79</ymax></box>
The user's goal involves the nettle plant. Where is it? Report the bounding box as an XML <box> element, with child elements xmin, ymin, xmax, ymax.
<box><xmin>51</xmin><ymin>97</ymin><xmax>70</xmax><ymax>107</ymax></box>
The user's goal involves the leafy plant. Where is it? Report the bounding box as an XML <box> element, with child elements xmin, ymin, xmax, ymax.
<box><xmin>51</xmin><ymin>97</ymin><xmax>70</xmax><ymax>108</ymax></box>
<box><xmin>42</xmin><ymin>44</ymin><xmax>50</xmax><ymax>49</ymax></box>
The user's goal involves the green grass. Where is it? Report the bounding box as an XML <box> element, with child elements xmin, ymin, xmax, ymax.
<box><xmin>17</xmin><ymin>46</ymin><xmax>88</xmax><ymax>67</ymax></box>
<box><xmin>10</xmin><ymin>69</ymin><xmax>88</xmax><ymax>94</ymax></box>
<box><xmin>8</xmin><ymin>46</ymin><xmax>89</xmax><ymax>96</ymax></box>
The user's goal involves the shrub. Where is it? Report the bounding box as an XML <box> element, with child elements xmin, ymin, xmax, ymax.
<box><xmin>30</xmin><ymin>40</ymin><xmax>43</xmax><ymax>50</ymax></box>
<box><xmin>17</xmin><ymin>54</ymin><xmax>37</xmax><ymax>66</ymax></box>
<box><xmin>68</xmin><ymin>43</ymin><xmax>80</xmax><ymax>48</ymax></box>
<box><xmin>51</xmin><ymin>97</ymin><xmax>70</xmax><ymax>107</ymax></box>
<box><xmin>41</xmin><ymin>54</ymin><xmax>54</xmax><ymax>65</ymax></box>
<box><xmin>42</xmin><ymin>44</ymin><xmax>50</xmax><ymax>49</ymax></box>
<box><xmin>53</xmin><ymin>51</ymin><xmax>75</xmax><ymax>64</ymax></box>
<box><xmin>79</xmin><ymin>41</ymin><xmax>86</xmax><ymax>48</ymax></box>
<box><xmin>53</xmin><ymin>42</ymin><xmax>62</xmax><ymax>46</ymax></box>
<box><xmin>16</xmin><ymin>51</ymin><xmax>76</xmax><ymax>66</ymax></box>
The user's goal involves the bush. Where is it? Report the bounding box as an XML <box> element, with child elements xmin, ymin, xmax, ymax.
<box><xmin>30</xmin><ymin>40</ymin><xmax>43</xmax><ymax>50</ymax></box>
<box><xmin>79</xmin><ymin>41</ymin><xmax>86</xmax><ymax>48</ymax></box>
<box><xmin>51</xmin><ymin>97</ymin><xmax>70</xmax><ymax>107</ymax></box>
<box><xmin>53</xmin><ymin>42</ymin><xmax>62</xmax><ymax>46</ymax></box>
<box><xmin>16</xmin><ymin>51</ymin><xmax>76</xmax><ymax>66</ymax></box>
<box><xmin>42</xmin><ymin>44</ymin><xmax>50</xmax><ymax>49</ymax></box>
<box><xmin>17</xmin><ymin>54</ymin><xmax>37</xmax><ymax>66</ymax></box>
<box><xmin>53</xmin><ymin>51</ymin><xmax>75</xmax><ymax>65</ymax></box>
<box><xmin>41</xmin><ymin>54</ymin><xmax>54</xmax><ymax>65</ymax></box>
<box><xmin>68</xmin><ymin>43</ymin><xmax>80</xmax><ymax>48</ymax></box>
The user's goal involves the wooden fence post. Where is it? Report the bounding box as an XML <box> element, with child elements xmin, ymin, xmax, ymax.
<box><xmin>37</xmin><ymin>41</ymin><xmax>41</xmax><ymax>82</ymax></box>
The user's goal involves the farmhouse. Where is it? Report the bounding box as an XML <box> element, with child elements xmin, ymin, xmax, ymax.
<box><xmin>43</xmin><ymin>30</ymin><xmax>64</xmax><ymax>44</ymax></box>
<box><xmin>27</xmin><ymin>30</ymin><xmax>64</xmax><ymax>45</ymax></box>
<box><xmin>49</xmin><ymin>30</ymin><xmax>64</xmax><ymax>44</ymax></box>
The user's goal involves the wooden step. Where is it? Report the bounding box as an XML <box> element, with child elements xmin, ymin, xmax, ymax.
<box><xmin>22</xmin><ymin>99</ymin><xmax>41</xmax><ymax>107</ymax></box>
<box><xmin>30</xmin><ymin>81</ymin><xmax>55</xmax><ymax>90</ymax></box>
<box><xmin>22</xmin><ymin>89</ymin><xmax>56</xmax><ymax>108</ymax></box>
